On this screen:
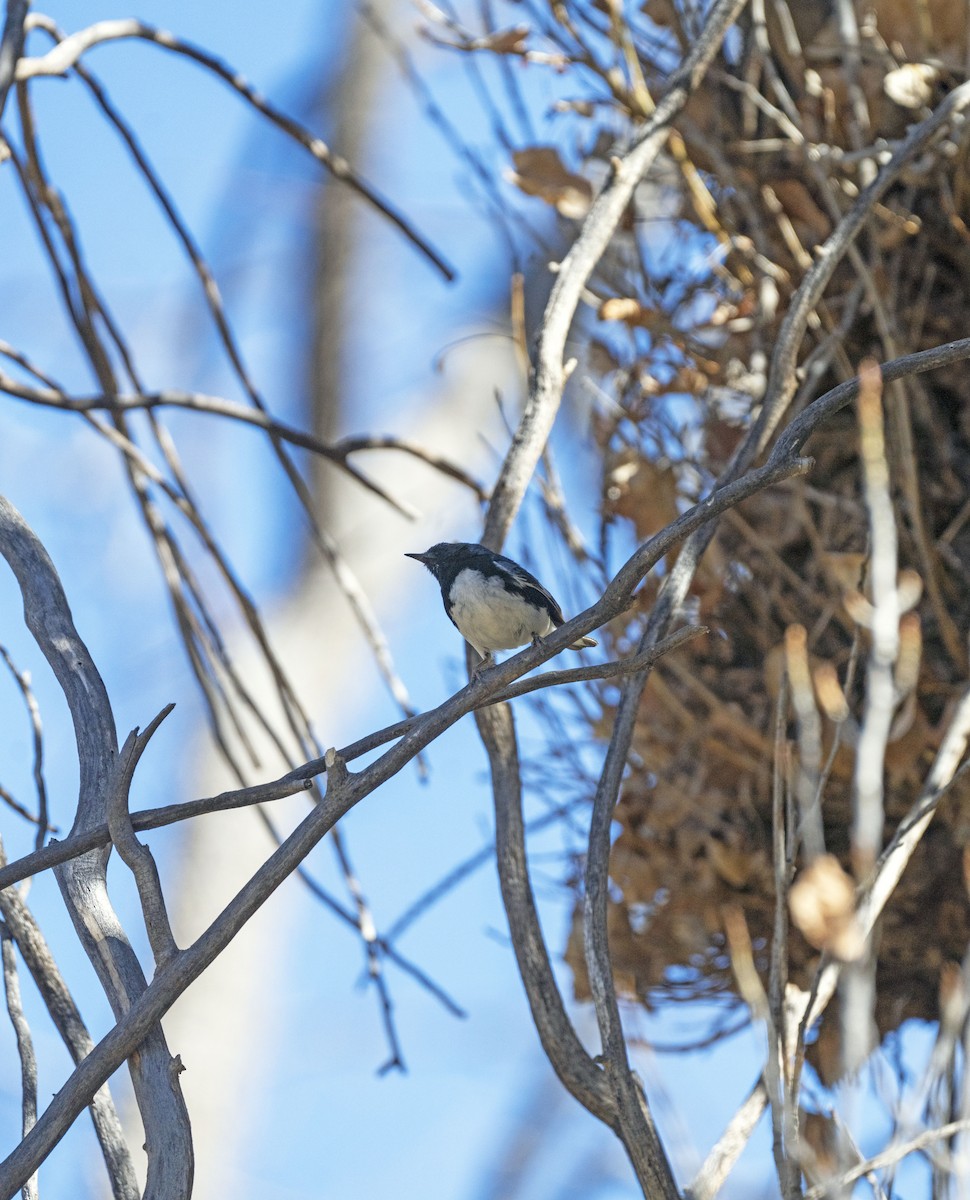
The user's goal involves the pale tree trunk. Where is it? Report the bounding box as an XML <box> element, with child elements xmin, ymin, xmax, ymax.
<box><xmin>156</xmin><ymin>4</ymin><xmax>516</xmax><ymax>1195</ymax></box>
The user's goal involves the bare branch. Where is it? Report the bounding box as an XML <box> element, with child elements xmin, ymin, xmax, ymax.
<box><xmin>686</xmin><ymin>1080</ymin><xmax>769</xmax><ymax>1200</ymax></box>
<box><xmin>107</xmin><ymin>710</ymin><xmax>180</xmax><ymax>967</ymax></box>
<box><xmin>0</xmin><ymin>631</ymin><xmax>703</xmax><ymax>893</ymax></box>
<box><xmin>0</xmin><ymin>371</ymin><xmax>421</xmax><ymax>519</ymax></box>
<box><xmin>0</xmin><ymin>0</ymin><xmax>27</xmax><ymax>119</ymax></box>
<box><xmin>477</xmin><ymin>698</ymin><xmax>616</xmax><ymax>1119</ymax></box>
<box><xmin>1</xmin><ymin>924</ymin><xmax>38</xmax><ymax>1200</ymax></box>
<box><xmin>0</xmin><ymin>493</ymin><xmax>194</xmax><ymax>1199</ymax></box>
<box><xmin>0</xmin><ymin>837</ymin><xmax>138</xmax><ymax>1200</ymax></box>
<box><xmin>0</xmin><ymin>645</ymin><xmax>48</xmax><ymax>853</ymax></box>
<box><xmin>16</xmin><ymin>16</ymin><xmax>455</xmax><ymax>280</ymax></box>
<box><xmin>804</xmin><ymin>1119</ymin><xmax>970</xmax><ymax>1200</ymax></box>
<box><xmin>771</xmin><ymin>336</ymin><xmax>970</xmax><ymax>464</ymax></box>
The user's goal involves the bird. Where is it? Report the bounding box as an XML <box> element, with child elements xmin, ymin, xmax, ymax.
<box><xmin>406</xmin><ymin>541</ymin><xmax>597</xmax><ymax>671</ymax></box>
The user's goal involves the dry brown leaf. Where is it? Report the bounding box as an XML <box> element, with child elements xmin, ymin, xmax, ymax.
<box><xmin>587</xmin><ymin>338</ymin><xmax>621</xmax><ymax>376</ymax></box>
<box><xmin>479</xmin><ymin>26</ymin><xmax>529</xmax><ymax>54</ymax></box>
<box><xmin>800</xmin><ymin>1109</ymin><xmax>839</xmax><ymax>1178</ymax></box>
<box><xmin>687</xmin><ymin>536</ymin><xmax>728</xmax><ymax>616</ymax></box>
<box><xmin>703</xmin><ymin>415</ymin><xmax>745</xmax><ymax>464</ymax></box>
<box><xmin>641</xmin><ymin>0</ymin><xmax>679</xmax><ymax>28</ymax></box>
<box><xmin>709</xmin><ymin>835</ymin><xmax>755</xmax><ymax>888</ymax></box>
<box><xmin>939</xmin><ymin>960</ymin><xmax>966</xmax><ymax>1032</ymax></box>
<box><xmin>770</xmin><ymin>178</ymin><xmax>831</xmax><ymax>245</ymax></box>
<box><xmin>598</xmin><ymin>296</ymin><xmax>657</xmax><ymax>328</ymax></box>
<box><xmin>670</xmin><ymin>365</ymin><xmax>712</xmax><ymax>394</ymax></box>
<box><xmin>789</xmin><ymin>854</ymin><xmax>864</xmax><ymax>961</ymax></box>
<box><xmin>604</xmin><ymin>451</ymin><xmax>680</xmax><ymax>540</ymax></box>
<box><xmin>821</xmin><ymin>552</ymin><xmax>867</xmax><ymax>594</ymax></box>
<box><xmin>813</xmin><ymin>662</ymin><xmax>850</xmax><ymax>722</ymax></box>
<box><xmin>507</xmin><ymin>147</ymin><xmax>593</xmax><ymax>218</ymax></box>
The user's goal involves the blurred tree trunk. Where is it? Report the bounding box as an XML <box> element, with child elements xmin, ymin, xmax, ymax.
<box><xmin>157</xmin><ymin>4</ymin><xmax>513</xmax><ymax>1194</ymax></box>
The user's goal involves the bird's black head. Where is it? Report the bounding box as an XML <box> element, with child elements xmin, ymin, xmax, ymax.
<box><xmin>406</xmin><ymin>542</ymin><xmax>464</xmax><ymax>579</ymax></box>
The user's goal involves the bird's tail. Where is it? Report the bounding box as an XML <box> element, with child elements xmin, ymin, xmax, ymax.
<box><xmin>569</xmin><ymin>635</ymin><xmax>598</xmax><ymax>650</ymax></box>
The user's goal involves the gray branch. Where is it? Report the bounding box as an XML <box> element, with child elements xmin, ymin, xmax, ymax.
<box><xmin>1</xmin><ymin>325</ymin><xmax>967</xmax><ymax>1192</ymax></box>
<box><xmin>477</xmin><ymin>700</ymin><xmax>617</xmax><ymax>1121</ymax></box>
<box><xmin>107</xmin><ymin>713</ymin><xmax>180</xmax><ymax>967</ymax></box>
<box><xmin>0</xmin><ymin>840</ymin><xmax>138</xmax><ymax>1200</ymax></box>
<box><xmin>0</xmin><ymin>494</ymin><xmax>193</xmax><ymax>1200</ymax></box>
<box><xmin>0</xmin><ymin>0</ymin><xmax>27</xmax><ymax>120</ymax></box>
<box><xmin>1</xmin><ymin>923</ymin><xmax>38</xmax><ymax>1200</ymax></box>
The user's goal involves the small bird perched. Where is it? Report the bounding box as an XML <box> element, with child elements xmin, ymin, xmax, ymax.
<box><xmin>406</xmin><ymin>541</ymin><xmax>597</xmax><ymax>671</ymax></box>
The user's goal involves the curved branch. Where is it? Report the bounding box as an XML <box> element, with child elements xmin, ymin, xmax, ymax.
<box><xmin>477</xmin><ymin>700</ymin><xmax>617</xmax><ymax>1121</ymax></box>
<box><xmin>483</xmin><ymin>0</ymin><xmax>751</xmax><ymax>547</ymax></box>
<box><xmin>769</xmin><ymin>336</ymin><xmax>970</xmax><ymax>464</ymax></box>
<box><xmin>0</xmin><ymin>629</ymin><xmax>703</xmax><ymax>893</ymax></box>
<box><xmin>0</xmin><ymin>372</ymin><xmax>421</xmax><ymax>519</ymax></box>
<box><xmin>15</xmin><ymin>16</ymin><xmax>455</xmax><ymax>280</ymax></box>
<box><xmin>0</xmin><ymin>845</ymin><xmax>139</xmax><ymax>1200</ymax></box>
<box><xmin>0</xmin><ymin>494</ymin><xmax>193</xmax><ymax>1199</ymax></box>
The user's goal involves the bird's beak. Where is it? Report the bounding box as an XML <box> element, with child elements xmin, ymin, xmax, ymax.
<box><xmin>405</xmin><ymin>551</ymin><xmax>430</xmax><ymax>564</ymax></box>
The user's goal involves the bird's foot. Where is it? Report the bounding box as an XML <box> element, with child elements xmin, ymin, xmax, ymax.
<box><xmin>472</xmin><ymin>652</ymin><xmax>495</xmax><ymax>678</ymax></box>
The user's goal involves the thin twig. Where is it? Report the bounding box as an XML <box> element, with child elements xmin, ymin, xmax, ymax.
<box><xmin>804</xmin><ymin>1118</ymin><xmax>970</xmax><ymax>1200</ymax></box>
<box><xmin>17</xmin><ymin>16</ymin><xmax>455</xmax><ymax>279</ymax></box>
<box><xmin>1</xmin><ymin>923</ymin><xmax>38</xmax><ymax>1200</ymax></box>
<box><xmin>0</xmin><ymin>645</ymin><xmax>47</xmax><ymax>854</ymax></box>
<box><xmin>686</xmin><ymin>1078</ymin><xmax>769</xmax><ymax>1200</ymax></box>
<box><xmin>0</xmin><ymin>372</ymin><xmax>420</xmax><ymax>518</ymax></box>
<box><xmin>0</xmin><ymin>630</ymin><xmax>702</xmax><ymax>893</ymax></box>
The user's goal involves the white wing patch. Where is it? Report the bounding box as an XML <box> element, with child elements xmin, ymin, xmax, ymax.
<box><xmin>448</xmin><ymin>568</ymin><xmax>555</xmax><ymax>656</ymax></box>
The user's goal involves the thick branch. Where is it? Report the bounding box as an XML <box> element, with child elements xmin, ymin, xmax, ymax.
<box><xmin>0</xmin><ymin>628</ymin><xmax>704</xmax><ymax>893</ymax></box>
<box><xmin>483</xmin><ymin>0</ymin><xmax>751</xmax><ymax>547</ymax></box>
<box><xmin>477</xmin><ymin>700</ymin><xmax>616</xmax><ymax>1120</ymax></box>
<box><xmin>0</xmin><ymin>494</ymin><xmax>193</xmax><ymax>1200</ymax></box>
<box><xmin>0</xmin><ymin>841</ymin><xmax>139</xmax><ymax>1199</ymax></box>
<box><xmin>0</xmin><ymin>0</ymin><xmax>27</xmax><ymax>119</ymax></box>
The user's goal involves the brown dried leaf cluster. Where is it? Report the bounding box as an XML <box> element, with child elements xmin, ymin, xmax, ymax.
<box><xmin>559</xmin><ymin>0</ymin><xmax>970</xmax><ymax>1069</ymax></box>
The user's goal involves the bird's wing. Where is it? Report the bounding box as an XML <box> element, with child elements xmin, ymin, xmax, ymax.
<box><xmin>439</xmin><ymin>582</ymin><xmax>464</xmax><ymax>633</ymax></box>
<box><xmin>491</xmin><ymin>553</ymin><xmax>566</xmax><ymax>625</ymax></box>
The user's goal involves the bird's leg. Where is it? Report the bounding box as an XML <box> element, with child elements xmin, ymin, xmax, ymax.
<box><xmin>472</xmin><ymin>650</ymin><xmax>494</xmax><ymax>677</ymax></box>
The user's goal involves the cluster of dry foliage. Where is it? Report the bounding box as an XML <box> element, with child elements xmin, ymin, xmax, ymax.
<box><xmin>552</xmin><ymin>0</ymin><xmax>970</xmax><ymax>1055</ymax></box>
<box><xmin>435</xmin><ymin>0</ymin><xmax>970</xmax><ymax>1190</ymax></box>
<box><xmin>3</xmin><ymin>0</ymin><xmax>970</xmax><ymax>1198</ymax></box>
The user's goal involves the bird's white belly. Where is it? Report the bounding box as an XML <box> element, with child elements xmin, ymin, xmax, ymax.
<box><xmin>448</xmin><ymin>569</ymin><xmax>554</xmax><ymax>654</ymax></box>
